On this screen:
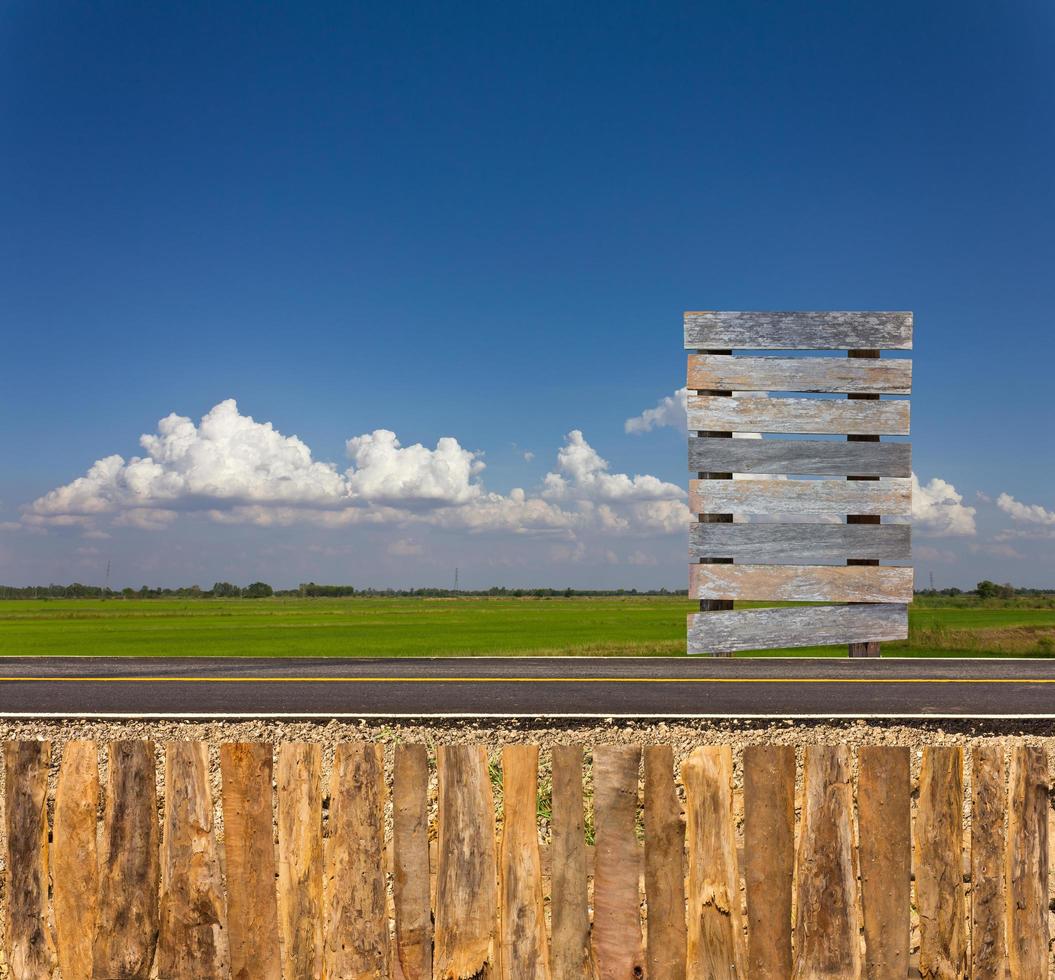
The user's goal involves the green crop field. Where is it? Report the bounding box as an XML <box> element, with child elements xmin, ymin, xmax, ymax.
<box><xmin>0</xmin><ymin>595</ymin><xmax>1054</xmax><ymax>658</ymax></box>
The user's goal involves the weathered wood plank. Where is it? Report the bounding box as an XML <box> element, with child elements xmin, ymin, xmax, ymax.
<box><xmin>857</xmin><ymin>746</ymin><xmax>910</xmax><ymax>980</ymax></box>
<box><xmin>690</xmin><ymin>562</ymin><xmax>914</xmax><ymax>603</ymax></box>
<box><xmin>690</xmin><ymin>476</ymin><xmax>911</xmax><ymax>516</ymax></box>
<box><xmin>499</xmin><ymin>746</ymin><xmax>550</xmax><ymax>980</ymax></box>
<box><xmin>688</xmin><ymin>603</ymin><xmax>908</xmax><ymax>654</ymax></box>
<box><xmin>742</xmin><ymin>745</ymin><xmax>794</xmax><ymax>980</ymax></box>
<box><xmin>643</xmin><ymin>745</ymin><xmax>686</xmax><ymax>980</ymax></box>
<box><xmin>684</xmin><ymin>310</ymin><xmax>913</xmax><ymax>350</ymax></box>
<box><xmin>393</xmin><ymin>744</ymin><xmax>432</xmax><ymax>980</ymax></box>
<box><xmin>326</xmin><ymin>742</ymin><xmax>389</xmax><ymax>980</ymax></box>
<box><xmin>792</xmin><ymin>745</ymin><xmax>861</xmax><ymax>980</ymax></box>
<box><xmin>434</xmin><ymin>745</ymin><xmax>499</xmax><ymax>980</ymax></box>
<box><xmin>970</xmin><ymin>744</ymin><xmax>1006</xmax><ymax>980</ymax></box>
<box><xmin>684</xmin><ymin>746</ymin><xmax>746</xmax><ymax>979</ymax></box>
<box><xmin>688</xmin><ymin>393</ymin><xmax>910</xmax><ymax>435</ymax></box>
<box><xmin>276</xmin><ymin>742</ymin><xmax>324</xmax><ymax>980</ymax></box>
<box><xmin>1006</xmin><ymin>745</ymin><xmax>1048</xmax><ymax>979</ymax></box>
<box><xmin>220</xmin><ymin>743</ymin><xmax>280</xmax><ymax>980</ymax></box>
<box><xmin>690</xmin><ymin>520</ymin><xmax>911</xmax><ymax>562</ymax></box>
<box><xmin>3</xmin><ymin>740</ymin><xmax>56</xmax><ymax>980</ymax></box>
<box><xmin>591</xmin><ymin>746</ymin><xmax>645</xmax><ymax>980</ymax></box>
<box><xmin>688</xmin><ymin>353</ymin><xmax>912</xmax><ymax>394</ymax></box>
<box><xmin>549</xmin><ymin>745</ymin><xmax>594</xmax><ymax>980</ymax></box>
<box><xmin>93</xmin><ymin>740</ymin><xmax>160</xmax><ymax>980</ymax></box>
<box><xmin>689</xmin><ymin>436</ymin><xmax>911</xmax><ymax>477</ymax></box>
<box><xmin>158</xmin><ymin>741</ymin><xmax>230</xmax><ymax>979</ymax></box>
<box><xmin>915</xmin><ymin>746</ymin><xmax>966</xmax><ymax>980</ymax></box>
<box><xmin>53</xmin><ymin>741</ymin><xmax>99</xmax><ymax>980</ymax></box>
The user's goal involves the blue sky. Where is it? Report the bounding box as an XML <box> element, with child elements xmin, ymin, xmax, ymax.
<box><xmin>1</xmin><ymin>0</ymin><xmax>1053</xmax><ymax>589</ymax></box>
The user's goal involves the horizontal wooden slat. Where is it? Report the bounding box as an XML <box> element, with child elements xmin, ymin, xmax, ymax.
<box><xmin>690</xmin><ymin>563</ymin><xmax>914</xmax><ymax>603</ymax></box>
<box><xmin>688</xmin><ymin>394</ymin><xmax>909</xmax><ymax>436</ymax></box>
<box><xmin>690</xmin><ymin>478</ymin><xmax>911</xmax><ymax>516</ymax></box>
<box><xmin>684</xmin><ymin>311</ymin><xmax>913</xmax><ymax>351</ymax></box>
<box><xmin>687</xmin><ymin>604</ymin><xmax>908</xmax><ymax>654</ymax></box>
<box><xmin>689</xmin><ymin>437</ymin><xmax>911</xmax><ymax>477</ymax></box>
<box><xmin>688</xmin><ymin>354</ymin><xmax>912</xmax><ymax>394</ymax></box>
<box><xmin>690</xmin><ymin>522</ymin><xmax>911</xmax><ymax>562</ymax></box>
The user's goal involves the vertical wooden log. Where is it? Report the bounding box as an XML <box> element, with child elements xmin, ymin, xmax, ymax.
<box><xmin>499</xmin><ymin>746</ymin><xmax>550</xmax><ymax>979</ymax></box>
<box><xmin>53</xmin><ymin>741</ymin><xmax>99</xmax><ymax>980</ymax></box>
<box><xmin>858</xmin><ymin>746</ymin><xmax>910</xmax><ymax>980</ymax></box>
<box><xmin>325</xmin><ymin>742</ymin><xmax>390</xmax><ymax>979</ymax></box>
<box><xmin>3</xmin><ymin>741</ymin><xmax>56</xmax><ymax>980</ymax></box>
<box><xmin>158</xmin><ymin>741</ymin><xmax>230</xmax><ymax>979</ymax></box>
<box><xmin>847</xmin><ymin>348</ymin><xmax>882</xmax><ymax>658</ymax></box>
<box><xmin>792</xmin><ymin>745</ymin><xmax>861</xmax><ymax>980</ymax></box>
<box><xmin>276</xmin><ymin>742</ymin><xmax>324</xmax><ymax>980</ymax></box>
<box><xmin>549</xmin><ymin>745</ymin><xmax>595</xmax><ymax>980</ymax></box>
<box><xmin>93</xmin><ymin>740</ymin><xmax>160</xmax><ymax>980</ymax></box>
<box><xmin>393</xmin><ymin>744</ymin><xmax>432</xmax><ymax>980</ymax></box>
<box><xmin>742</xmin><ymin>744</ymin><xmax>795</xmax><ymax>980</ymax></box>
<box><xmin>220</xmin><ymin>743</ymin><xmax>281</xmax><ymax>980</ymax></box>
<box><xmin>643</xmin><ymin>745</ymin><xmax>686</xmax><ymax>980</ymax></box>
<box><xmin>591</xmin><ymin>746</ymin><xmax>644</xmax><ymax>980</ymax></box>
<box><xmin>683</xmin><ymin>745</ymin><xmax>746</xmax><ymax>979</ymax></box>
<box><xmin>1006</xmin><ymin>746</ymin><xmax>1048</xmax><ymax>979</ymax></box>
<box><xmin>971</xmin><ymin>744</ymin><xmax>1006</xmax><ymax>980</ymax></box>
<box><xmin>915</xmin><ymin>746</ymin><xmax>966</xmax><ymax>980</ymax></box>
<box><xmin>433</xmin><ymin>744</ymin><xmax>499</xmax><ymax>980</ymax></box>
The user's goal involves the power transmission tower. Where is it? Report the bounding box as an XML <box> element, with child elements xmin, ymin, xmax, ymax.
<box><xmin>453</xmin><ymin>567</ymin><xmax>459</xmax><ymax>592</ymax></box>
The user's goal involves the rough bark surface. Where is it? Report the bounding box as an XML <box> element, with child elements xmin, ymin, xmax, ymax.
<box><xmin>970</xmin><ymin>745</ymin><xmax>1006</xmax><ymax>980</ymax></box>
<box><xmin>1006</xmin><ymin>746</ymin><xmax>1048</xmax><ymax>980</ymax></box>
<box><xmin>393</xmin><ymin>744</ymin><xmax>432</xmax><ymax>980</ymax></box>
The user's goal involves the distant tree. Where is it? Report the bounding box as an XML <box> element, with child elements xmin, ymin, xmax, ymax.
<box><xmin>244</xmin><ymin>581</ymin><xmax>274</xmax><ymax>598</ymax></box>
<box><xmin>976</xmin><ymin>580</ymin><xmax>999</xmax><ymax>599</ymax></box>
<box><xmin>212</xmin><ymin>581</ymin><xmax>241</xmax><ymax>598</ymax></box>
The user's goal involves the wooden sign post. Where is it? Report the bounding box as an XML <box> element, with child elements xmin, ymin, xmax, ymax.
<box><xmin>686</xmin><ymin>312</ymin><xmax>913</xmax><ymax>656</ymax></box>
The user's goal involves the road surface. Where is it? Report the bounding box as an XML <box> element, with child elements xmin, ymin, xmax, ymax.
<box><xmin>2</xmin><ymin>657</ymin><xmax>1055</xmax><ymax>717</ymax></box>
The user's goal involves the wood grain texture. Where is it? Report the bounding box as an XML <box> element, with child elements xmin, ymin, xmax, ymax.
<box><xmin>3</xmin><ymin>740</ymin><xmax>56</xmax><ymax>980</ymax></box>
<box><xmin>742</xmin><ymin>745</ymin><xmax>794</xmax><ymax>980</ymax></box>
<box><xmin>792</xmin><ymin>745</ymin><xmax>861</xmax><ymax>980</ymax></box>
<box><xmin>689</xmin><ymin>436</ymin><xmax>911</xmax><ymax>477</ymax></box>
<box><xmin>915</xmin><ymin>746</ymin><xmax>966</xmax><ymax>980</ymax></box>
<box><xmin>499</xmin><ymin>746</ymin><xmax>550</xmax><ymax>980</ymax></box>
<box><xmin>688</xmin><ymin>353</ymin><xmax>912</xmax><ymax>394</ymax></box>
<box><xmin>93</xmin><ymin>740</ymin><xmax>160</xmax><ymax>980</ymax></box>
<box><xmin>276</xmin><ymin>742</ymin><xmax>324</xmax><ymax>980</ymax></box>
<box><xmin>393</xmin><ymin>744</ymin><xmax>432</xmax><ymax>980</ymax></box>
<box><xmin>326</xmin><ymin>742</ymin><xmax>390</xmax><ymax>980</ymax></box>
<box><xmin>688</xmin><ymin>603</ymin><xmax>908</xmax><ymax>654</ymax></box>
<box><xmin>690</xmin><ymin>562</ymin><xmax>913</xmax><ymax>603</ymax></box>
<box><xmin>684</xmin><ymin>310</ymin><xmax>913</xmax><ymax>350</ymax></box>
<box><xmin>52</xmin><ymin>741</ymin><xmax>99</xmax><ymax>980</ymax></box>
<box><xmin>434</xmin><ymin>744</ymin><xmax>499</xmax><ymax>980</ymax></box>
<box><xmin>690</xmin><ymin>521</ymin><xmax>911</xmax><ymax>562</ymax></box>
<box><xmin>970</xmin><ymin>744</ymin><xmax>1006</xmax><ymax>980</ymax></box>
<box><xmin>688</xmin><ymin>393</ymin><xmax>910</xmax><ymax>435</ymax></box>
<box><xmin>158</xmin><ymin>741</ymin><xmax>230</xmax><ymax>979</ymax></box>
<box><xmin>690</xmin><ymin>476</ymin><xmax>911</xmax><ymax>516</ymax></box>
<box><xmin>591</xmin><ymin>745</ymin><xmax>645</xmax><ymax>980</ymax></box>
<box><xmin>220</xmin><ymin>743</ymin><xmax>281</xmax><ymax>980</ymax></box>
<box><xmin>684</xmin><ymin>746</ymin><xmax>746</xmax><ymax>979</ymax></box>
<box><xmin>1006</xmin><ymin>746</ymin><xmax>1048</xmax><ymax>979</ymax></box>
<box><xmin>857</xmin><ymin>746</ymin><xmax>910</xmax><ymax>980</ymax></box>
<box><xmin>549</xmin><ymin>746</ymin><xmax>595</xmax><ymax>980</ymax></box>
<box><xmin>643</xmin><ymin>745</ymin><xmax>687</xmax><ymax>980</ymax></box>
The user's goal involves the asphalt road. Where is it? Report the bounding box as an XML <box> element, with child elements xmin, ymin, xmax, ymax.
<box><xmin>2</xmin><ymin>657</ymin><xmax>1055</xmax><ymax>717</ymax></box>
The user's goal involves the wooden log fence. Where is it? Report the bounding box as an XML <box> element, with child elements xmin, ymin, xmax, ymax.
<box><xmin>1</xmin><ymin>740</ymin><xmax>1051</xmax><ymax>978</ymax></box>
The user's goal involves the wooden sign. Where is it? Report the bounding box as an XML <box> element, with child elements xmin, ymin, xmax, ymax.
<box><xmin>686</xmin><ymin>310</ymin><xmax>912</xmax><ymax>656</ymax></box>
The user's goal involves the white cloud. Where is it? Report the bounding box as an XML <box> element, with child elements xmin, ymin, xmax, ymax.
<box><xmin>912</xmin><ymin>473</ymin><xmax>977</xmax><ymax>537</ymax></box>
<box><xmin>523</xmin><ymin>451</ymin><xmax>535</xmax><ymax>462</ymax></box>
<box><xmin>996</xmin><ymin>493</ymin><xmax>1055</xmax><ymax>526</ymax></box>
<box><xmin>388</xmin><ymin>538</ymin><xmax>424</xmax><ymax>557</ymax></box>
<box><xmin>625</xmin><ymin>387</ymin><xmax>688</xmax><ymax>434</ymax></box>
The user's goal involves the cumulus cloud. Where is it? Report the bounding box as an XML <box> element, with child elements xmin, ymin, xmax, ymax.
<box><xmin>912</xmin><ymin>473</ymin><xmax>977</xmax><ymax>537</ymax></box>
<box><xmin>22</xmin><ymin>400</ymin><xmax>689</xmax><ymax>541</ymax></box>
<box><xmin>625</xmin><ymin>387</ymin><xmax>688</xmax><ymax>434</ymax></box>
<box><xmin>996</xmin><ymin>493</ymin><xmax>1055</xmax><ymax>526</ymax></box>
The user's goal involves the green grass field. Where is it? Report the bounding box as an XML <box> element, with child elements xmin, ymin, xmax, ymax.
<box><xmin>1</xmin><ymin>595</ymin><xmax>1054</xmax><ymax>657</ymax></box>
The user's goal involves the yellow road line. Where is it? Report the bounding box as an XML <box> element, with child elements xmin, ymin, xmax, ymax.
<box><xmin>0</xmin><ymin>676</ymin><xmax>1054</xmax><ymax>685</ymax></box>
